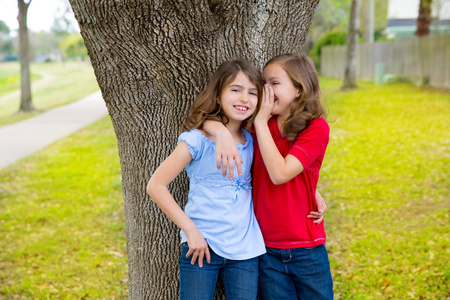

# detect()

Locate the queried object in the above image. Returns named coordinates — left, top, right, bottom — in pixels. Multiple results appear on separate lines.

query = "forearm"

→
left=316, top=190, right=322, bottom=202
left=148, top=184, right=197, bottom=234
left=203, top=120, right=228, bottom=136
left=148, top=180, right=209, bottom=267
left=254, top=121, right=304, bottom=184
left=254, top=122, right=287, bottom=183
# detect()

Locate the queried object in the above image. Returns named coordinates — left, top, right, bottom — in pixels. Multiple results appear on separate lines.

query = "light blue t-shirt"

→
left=178, top=128, right=266, bottom=260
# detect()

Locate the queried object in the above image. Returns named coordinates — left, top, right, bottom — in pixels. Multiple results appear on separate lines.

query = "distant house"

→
left=385, top=18, right=450, bottom=39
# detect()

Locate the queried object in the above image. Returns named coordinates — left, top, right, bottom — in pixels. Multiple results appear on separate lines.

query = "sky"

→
left=0, top=0, right=78, bottom=35
left=388, top=0, right=420, bottom=18
left=0, top=0, right=449, bottom=35
left=388, top=0, right=450, bottom=19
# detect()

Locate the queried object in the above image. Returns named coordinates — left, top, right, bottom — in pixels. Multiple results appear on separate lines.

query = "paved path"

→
left=0, top=91, right=108, bottom=170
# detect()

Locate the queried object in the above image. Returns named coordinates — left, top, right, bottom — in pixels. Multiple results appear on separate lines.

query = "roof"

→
left=387, top=18, right=450, bottom=27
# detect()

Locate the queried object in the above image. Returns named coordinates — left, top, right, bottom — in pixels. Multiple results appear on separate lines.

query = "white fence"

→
left=321, top=35, right=450, bottom=90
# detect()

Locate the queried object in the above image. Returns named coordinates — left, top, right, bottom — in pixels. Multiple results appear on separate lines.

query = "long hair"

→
left=265, top=53, right=326, bottom=141
left=184, top=59, right=263, bottom=132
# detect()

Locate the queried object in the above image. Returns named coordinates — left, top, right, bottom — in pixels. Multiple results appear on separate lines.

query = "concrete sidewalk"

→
left=0, top=91, right=108, bottom=170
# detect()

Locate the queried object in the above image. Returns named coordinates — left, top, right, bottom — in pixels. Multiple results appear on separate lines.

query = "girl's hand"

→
left=185, top=228, right=211, bottom=267
left=216, top=129, right=242, bottom=180
left=308, top=192, right=327, bottom=224
left=255, top=85, right=274, bottom=126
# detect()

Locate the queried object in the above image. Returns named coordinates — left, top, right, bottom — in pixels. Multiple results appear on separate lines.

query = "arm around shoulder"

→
left=203, top=120, right=242, bottom=179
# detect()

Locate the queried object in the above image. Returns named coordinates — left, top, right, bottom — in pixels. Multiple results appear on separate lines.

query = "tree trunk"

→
left=342, top=0, right=360, bottom=90
left=18, top=0, right=34, bottom=112
left=416, top=0, right=432, bottom=37
left=362, top=0, right=374, bottom=43
left=68, top=1, right=320, bottom=298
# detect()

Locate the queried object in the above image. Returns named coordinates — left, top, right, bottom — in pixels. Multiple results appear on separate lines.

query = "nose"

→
left=240, top=92, right=248, bottom=102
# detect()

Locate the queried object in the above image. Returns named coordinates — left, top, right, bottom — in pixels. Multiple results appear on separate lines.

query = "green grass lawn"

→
left=0, top=61, right=99, bottom=126
left=0, top=64, right=41, bottom=97
left=0, top=117, right=128, bottom=299
left=319, top=79, right=449, bottom=299
left=0, top=78, right=448, bottom=298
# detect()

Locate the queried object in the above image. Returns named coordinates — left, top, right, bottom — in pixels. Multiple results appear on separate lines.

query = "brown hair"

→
left=184, top=59, right=263, bottom=132
left=265, top=53, right=326, bottom=141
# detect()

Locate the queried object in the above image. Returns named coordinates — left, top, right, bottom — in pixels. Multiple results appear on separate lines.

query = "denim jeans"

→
left=179, top=243, right=259, bottom=300
left=258, top=245, right=333, bottom=300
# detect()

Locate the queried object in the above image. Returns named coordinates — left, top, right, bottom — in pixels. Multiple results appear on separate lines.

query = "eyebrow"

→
left=229, top=84, right=257, bottom=91
left=264, top=76, right=281, bottom=81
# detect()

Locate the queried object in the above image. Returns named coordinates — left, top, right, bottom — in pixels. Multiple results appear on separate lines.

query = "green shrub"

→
left=310, top=30, right=347, bottom=70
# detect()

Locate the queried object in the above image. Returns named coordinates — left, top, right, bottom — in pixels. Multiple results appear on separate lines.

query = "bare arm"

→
left=254, top=85, right=304, bottom=185
left=147, top=142, right=210, bottom=267
left=203, top=120, right=242, bottom=180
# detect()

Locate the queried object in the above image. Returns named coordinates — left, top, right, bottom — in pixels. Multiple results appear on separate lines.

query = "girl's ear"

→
left=296, top=89, right=301, bottom=97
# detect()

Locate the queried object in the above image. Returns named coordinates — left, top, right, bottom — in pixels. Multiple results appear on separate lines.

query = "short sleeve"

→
left=178, top=130, right=203, bottom=160
left=288, top=118, right=329, bottom=170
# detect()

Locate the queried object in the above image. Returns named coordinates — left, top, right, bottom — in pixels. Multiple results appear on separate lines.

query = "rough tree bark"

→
left=416, top=0, right=433, bottom=37
left=69, top=1, right=320, bottom=298
left=342, top=0, right=360, bottom=90
left=18, top=0, right=34, bottom=112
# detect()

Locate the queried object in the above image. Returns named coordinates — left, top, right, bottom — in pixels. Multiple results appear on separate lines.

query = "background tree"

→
left=308, top=0, right=351, bottom=48
left=341, top=0, right=360, bottom=89
left=361, top=0, right=374, bottom=43
left=68, top=1, right=320, bottom=298
left=416, top=0, right=433, bottom=36
left=18, top=0, right=34, bottom=112
left=0, top=21, right=14, bottom=58
left=308, top=0, right=388, bottom=69
left=360, top=0, right=388, bottom=43
left=58, top=33, right=88, bottom=60
left=308, top=0, right=350, bottom=68
left=31, top=1, right=79, bottom=62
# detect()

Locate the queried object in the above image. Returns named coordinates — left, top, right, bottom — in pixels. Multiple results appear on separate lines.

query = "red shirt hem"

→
left=264, top=238, right=327, bottom=249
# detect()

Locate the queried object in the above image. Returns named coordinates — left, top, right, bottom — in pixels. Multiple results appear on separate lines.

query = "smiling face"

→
left=219, top=71, right=259, bottom=126
left=263, top=63, right=300, bottom=120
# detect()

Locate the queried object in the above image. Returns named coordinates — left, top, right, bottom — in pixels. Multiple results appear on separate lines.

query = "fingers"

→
left=307, top=211, right=325, bottom=224
left=205, top=247, right=211, bottom=264
left=235, top=153, right=243, bottom=177
left=216, top=150, right=221, bottom=170
left=263, top=85, right=269, bottom=104
left=218, top=154, right=243, bottom=180
left=314, top=216, right=324, bottom=224
left=186, top=247, right=194, bottom=260
left=221, top=157, right=227, bottom=177
left=186, top=246, right=210, bottom=267
left=227, top=157, right=235, bottom=180
left=257, top=85, right=274, bottom=122
left=269, top=85, right=274, bottom=102
left=190, top=250, right=199, bottom=266
left=197, top=251, right=204, bottom=268
left=263, top=85, right=274, bottom=102
left=266, top=84, right=274, bottom=104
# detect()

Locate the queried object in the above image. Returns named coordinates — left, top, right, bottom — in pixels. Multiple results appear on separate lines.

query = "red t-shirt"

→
left=252, top=117, right=329, bottom=249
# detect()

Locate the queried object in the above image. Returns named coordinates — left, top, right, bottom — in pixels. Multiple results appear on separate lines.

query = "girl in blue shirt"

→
left=147, top=59, right=266, bottom=299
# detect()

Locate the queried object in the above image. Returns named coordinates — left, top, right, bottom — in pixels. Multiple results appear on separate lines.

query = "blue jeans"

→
left=258, top=245, right=333, bottom=300
left=179, top=243, right=259, bottom=300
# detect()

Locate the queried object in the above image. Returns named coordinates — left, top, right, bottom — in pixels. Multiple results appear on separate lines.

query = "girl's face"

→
left=220, top=71, right=259, bottom=125
left=263, top=63, right=300, bottom=120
